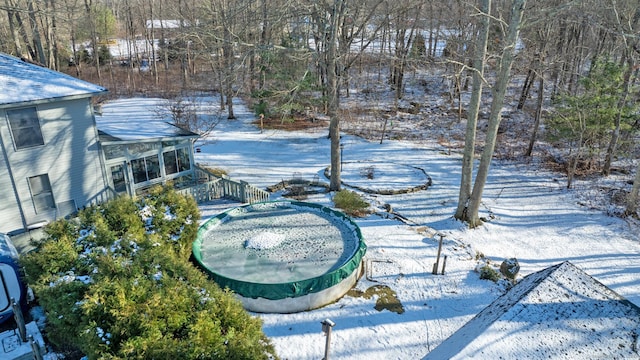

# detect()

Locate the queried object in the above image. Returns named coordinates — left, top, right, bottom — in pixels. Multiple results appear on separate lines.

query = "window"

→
left=7, top=107, right=45, bottom=149
left=147, top=155, right=161, bottom=179
left=163, top=150, right=178, bottom=175
left=28, top=174, right=55, bottom=213
left=104, top=144, right=125, bottom=160
left=177, top=148, right=191, bottom=172
left=110, top=164, right=127, bottom=193
left=163, top=148, right=191, bottom=175
left=131, top=155, right=161, bottom=184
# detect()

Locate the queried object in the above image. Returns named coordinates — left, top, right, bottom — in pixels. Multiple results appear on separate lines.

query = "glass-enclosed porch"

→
left=100, top=132, right=198, bottom=197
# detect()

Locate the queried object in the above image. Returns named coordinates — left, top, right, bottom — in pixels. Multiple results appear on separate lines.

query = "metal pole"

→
left=321, top=319, right=335, bottom=360
left=324, top=325, right=332, bottom=360
left=432, top=234, right=444, bottom=275
left=12, top=298, right=27, bottom=342
left=29, top=335, right=44, bottom=360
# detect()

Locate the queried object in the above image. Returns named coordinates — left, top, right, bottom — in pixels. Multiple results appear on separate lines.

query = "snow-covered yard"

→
left=100, top=96, right=640, bottom=359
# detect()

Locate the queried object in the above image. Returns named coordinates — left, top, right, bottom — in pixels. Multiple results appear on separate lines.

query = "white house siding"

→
left=0, top=98, right=108, bottom=233
left=0, top=133, right=24, bottom=232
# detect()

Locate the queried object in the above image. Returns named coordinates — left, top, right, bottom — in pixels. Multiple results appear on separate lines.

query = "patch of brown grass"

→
left=253, top=115, right=328, bottom=131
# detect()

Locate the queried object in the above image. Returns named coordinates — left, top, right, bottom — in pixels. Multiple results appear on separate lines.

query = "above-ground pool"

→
left=192, top=201, right=366, bottom=313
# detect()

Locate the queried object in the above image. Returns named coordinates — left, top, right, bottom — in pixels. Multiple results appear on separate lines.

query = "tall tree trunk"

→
left=328, top=0, right=342, bottom=191
left=465, top=0, right=526, bottom=228
left=26, top=0, right=46, bottom=65
left=257, top=0, right=269, bottom=91
left=146, top=0, right=159, bottom=85
left=525, top=75, right=544, bottom=156
left=223, top=26, right=235, bottom=119
left=625, top=160, right=640, bottom=217
left=45, top=0, right=59, bottom=70
left=159, top=0, right=169, bottom=75
left=517, top=67, right=535, bottom=110
left=178, top=0, right=189, bottom=85
left=8, top=0, right=37, bottom=60
left=454, top=0, right=491, bottom=221
left=603, top=54, right=633, bottom=176
left=84, top=0, right=101, bottom=81
left=65, top=0, right=82, bottom=76
left=6, top=2, right=23, bottom=56
left=603, top=5, right=640, bottom=175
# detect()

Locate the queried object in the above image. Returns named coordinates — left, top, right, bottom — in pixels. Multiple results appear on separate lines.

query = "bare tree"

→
left=308, top=0, right=383, bottom=191
left=43, top=0, right=60, bottom=70
left=455, top=0, right=491, bottom=221
left=523, top=23, right=552, bottom=157
left=388, top=1, right=423, bottom=102
left=525, top=74, right=544, bottom=156
left=462, top=0, right=526, bottom=228
left=4, top=0, right=24, bottom=56
left=83, top=0, right=101, bottom=80
left=4, top=0, right=38, bottom=60
left=626, top=161, right=640, bottom=217
left=26, top=0, right=46, bottom=64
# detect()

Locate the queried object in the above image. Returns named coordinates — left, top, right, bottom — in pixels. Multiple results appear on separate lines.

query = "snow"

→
left=0, top=53, right=105, bottom=106
left=97, top=96, right=640, bottom=359
left=95, top=98, right=197, bottom=141
left=424, top=262, right=640, bottom=359
left=340, top=161, right=430, bottom=193
left=199, top=203, right=359, bottom=282
left=244, top=232, right=285, bottom=250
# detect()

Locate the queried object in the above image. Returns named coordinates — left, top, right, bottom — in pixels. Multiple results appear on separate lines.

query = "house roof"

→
left=97, top=121, right=198, bottom=143
left=424, top=261, right=640, bottom=359
left=95, top=98, right=198, bottom=143
left=0, top=53, right=106, bottom=107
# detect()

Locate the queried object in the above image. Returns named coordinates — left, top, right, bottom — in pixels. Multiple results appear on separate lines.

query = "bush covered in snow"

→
left=21, top=186, right=277, bottom=360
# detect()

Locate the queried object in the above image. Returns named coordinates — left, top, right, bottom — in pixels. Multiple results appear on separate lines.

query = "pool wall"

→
left=239, top=261, right=364, bottom=313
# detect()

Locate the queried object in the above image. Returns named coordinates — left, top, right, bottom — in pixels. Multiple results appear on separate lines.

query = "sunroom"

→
left=98, top=121, right=198, bottom=197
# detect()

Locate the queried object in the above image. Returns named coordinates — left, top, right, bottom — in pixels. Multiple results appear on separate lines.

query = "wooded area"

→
left=2, top=0, right=639, bottom=224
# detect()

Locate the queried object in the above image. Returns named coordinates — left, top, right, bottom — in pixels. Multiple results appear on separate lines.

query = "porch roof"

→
left=95, top=101, right=199, bottom=144
left=97, top=121, right=198, bottom=144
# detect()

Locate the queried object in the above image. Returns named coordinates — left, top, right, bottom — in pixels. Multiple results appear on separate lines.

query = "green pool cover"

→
left=192, top=201, right=366, bottom=300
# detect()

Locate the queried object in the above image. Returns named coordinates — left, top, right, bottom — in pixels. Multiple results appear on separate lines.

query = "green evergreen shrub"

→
left=478, top=265, right=501, bottom=283
left=333, top=189, right=370, bottom=217
left=21, top=186, right=277, bottom=359
left=547, top=59, right=638, bottom=166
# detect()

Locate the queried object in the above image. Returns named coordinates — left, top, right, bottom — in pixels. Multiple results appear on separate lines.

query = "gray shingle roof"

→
left=424, top=261, right=640, bottom=359
left=0, top=53, right=106, bottom=106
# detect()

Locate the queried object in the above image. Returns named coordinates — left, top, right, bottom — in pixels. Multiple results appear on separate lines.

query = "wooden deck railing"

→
left=176, top=166, right=270, bottom=204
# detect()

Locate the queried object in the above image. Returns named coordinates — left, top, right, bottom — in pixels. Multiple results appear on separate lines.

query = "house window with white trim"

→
left=28, top=174, right=55, bottom=213
left=163, top=147, right=191, bottom=175
left=131, top=155, right=161, bottom=184
left=7, top=107, right=45, bottom=149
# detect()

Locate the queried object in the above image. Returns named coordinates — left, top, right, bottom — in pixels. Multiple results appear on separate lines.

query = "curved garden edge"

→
left=323, top=163, right=433, bottom=195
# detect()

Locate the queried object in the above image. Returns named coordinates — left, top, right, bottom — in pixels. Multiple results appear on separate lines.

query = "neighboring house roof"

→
left=424, top=261, right=640, bottom=359
left=0, top=53, right=106, bottom=107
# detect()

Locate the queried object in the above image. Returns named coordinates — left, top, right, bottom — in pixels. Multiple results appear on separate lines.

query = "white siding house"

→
left=1, top=53, right=269, bottom=238
left=0, top=53, right=110, bottom=235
